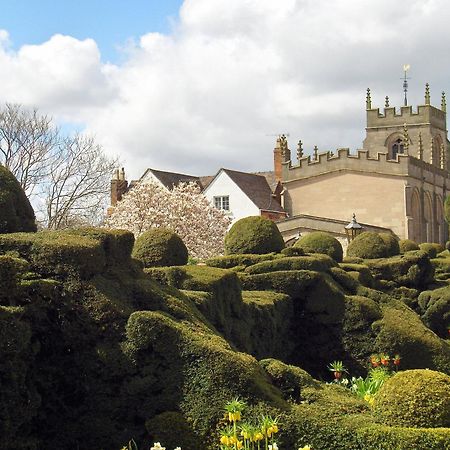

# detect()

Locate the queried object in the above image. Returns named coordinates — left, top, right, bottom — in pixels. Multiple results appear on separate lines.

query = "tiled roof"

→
left=140, top=168, right=200, bottom=189
left=253, top=171, right=279, bottom=191
left=222, top=169, right=285, bottom=213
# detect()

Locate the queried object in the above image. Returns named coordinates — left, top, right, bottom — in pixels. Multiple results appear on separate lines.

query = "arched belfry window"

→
left=391, top=138, right=404, bottom=160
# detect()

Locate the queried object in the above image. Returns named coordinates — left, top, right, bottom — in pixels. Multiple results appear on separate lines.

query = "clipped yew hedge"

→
left=294, top=231, right=343, bottom=262
left=224, top=216, right=285, bottom=255
left=132, top=228, right=188, bottom=267
left=0, top=165, right=36, bottom=233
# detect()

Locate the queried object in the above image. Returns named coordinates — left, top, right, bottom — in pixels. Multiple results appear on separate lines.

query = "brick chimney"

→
left=274, top=135, right=290, bottom=182
left=110, top=167, right=128, bottom=207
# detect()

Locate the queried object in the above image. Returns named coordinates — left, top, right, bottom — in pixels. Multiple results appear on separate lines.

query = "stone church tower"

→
left=277, top=85, right=449, bottom=245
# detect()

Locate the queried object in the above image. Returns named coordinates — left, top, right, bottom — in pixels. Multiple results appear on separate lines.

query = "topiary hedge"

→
left=418, top=285, right=450, bottom=338
left=364, top=250, right=434, bottom=289
left=347, top=232, right=389, bottom=259
left=294, top=231, right=343, bottom=262
left=132, top=228, right=188, bottom=267
left=419, top=242, right=445, bottom=258
left=205, top=253, right=278, bottom=269
left=373, top=369, right=450, bottom=428
left=399, top=239, right=419, bottom=253
left=379, top=233, right=400, bottom=257
left=224, top=216, right=285, bottom=255
left=0, top=165, right=36, bottom=233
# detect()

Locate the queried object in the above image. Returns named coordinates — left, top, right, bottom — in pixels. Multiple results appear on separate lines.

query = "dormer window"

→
left=391, top=138, right=404, bottom=159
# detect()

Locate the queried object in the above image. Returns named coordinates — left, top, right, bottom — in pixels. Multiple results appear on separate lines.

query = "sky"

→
left=0, top=0, right=449, bottom=180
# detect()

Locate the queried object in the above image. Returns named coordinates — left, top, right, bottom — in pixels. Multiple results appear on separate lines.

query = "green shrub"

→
left=365, top=250, right=434, bottom=289
left=373, top=369, right=450, bottom=428
left=132, top=228, right=188, bottom=267
left=419, top=243, right=444, bottom=258
left=259, top=359, right=319, bottom=402
left=338, top=263, right=374, bottom=288
left=281, top=246, right=305, bottom=257
left=347, top=232, right=389, bottom=259
left=244, top=255, right=336, bottom=275
left=224, top=216, right=285, bottom=255
left=0, top=231, right=107, bottom=278
left=0, top=255, right=28, bottom=305
left=205, top=253, right=278, bottom=269
left=373, top=301, right=450, bottom=373
left=431, top=253, right=450, bottom=281
left=293, top=232, right=343, bottom=262
left=379, top=233, right=400, bottom=256
left=418, top=285, right=450, bottom=338
left=0, top=165, right=36, bottom=233
left=68, top=227, right=134, bottom=262
left=399, top=239, right=419, bottom=253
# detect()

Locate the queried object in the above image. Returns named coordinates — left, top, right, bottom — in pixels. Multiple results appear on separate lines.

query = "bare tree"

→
left=0, top=103, right=58, bottom=195
left=0, top=103, right=118, bottom=229
left=44, top=134, right=118, bottom=229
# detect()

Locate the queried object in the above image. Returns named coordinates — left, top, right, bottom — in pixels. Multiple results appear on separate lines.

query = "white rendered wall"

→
left=204, top=171, right=260, bottom=224
left=140, top=172, right=166, bottom=188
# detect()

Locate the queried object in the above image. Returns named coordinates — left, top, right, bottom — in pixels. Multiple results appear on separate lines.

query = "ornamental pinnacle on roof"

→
left=402, top=123, right=409, bottom=154
left=366, top=88, right=372, bottom=109
left=313, top=145, right=318, bottom=161
left=442, top=92, right=447, bottom=113
left=440, top=144, right=446, bottom=170
left=297, top=140, right=303, bottom=161
left=402, top=64, right=410, bottom=106
left=417, top=132, right=423, bottom=160
left=385, top=96, right=390, bottom=107
left=430, top=137, right=434, bottom=165
left=425, top=83, right=431, bottom=105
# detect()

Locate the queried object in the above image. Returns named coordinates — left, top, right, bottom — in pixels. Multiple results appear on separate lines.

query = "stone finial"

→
left=297, top=140, right=304, bottom=160
left=442, top=92, right=447, bottom=113
left=119, top=167, right=126, bottom=181
left=417, top=133, right=423, bottom=160
left=280, top=134, right=288, bottom=157
left=430, top=137, right=434, bottom=165
left=313, top=145, right=319, bottom=160
left=385, top=96, right=390, bottom=107
left=402, top=123, right=409, bottom=154
left=425, top=83, right=430, bottom=105
left=366, top=88, right=372, bottom=109
left=440, top=144, right=446, bottom=169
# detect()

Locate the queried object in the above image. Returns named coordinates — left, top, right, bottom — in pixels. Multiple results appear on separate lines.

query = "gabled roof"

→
left=216, top=168, right=285, bottom=213
left=140, top=168, right=200, bottom=189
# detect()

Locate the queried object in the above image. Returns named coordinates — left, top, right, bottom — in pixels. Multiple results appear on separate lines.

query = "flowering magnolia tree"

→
left=105, top=180, right=230, bottom=259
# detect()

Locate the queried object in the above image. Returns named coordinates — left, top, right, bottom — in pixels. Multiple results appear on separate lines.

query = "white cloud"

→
left=1, top=0, right=450, bottom=180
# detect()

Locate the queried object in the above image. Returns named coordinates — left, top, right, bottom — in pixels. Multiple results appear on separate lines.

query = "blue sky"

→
left=0, top=0, right=183, bottom=63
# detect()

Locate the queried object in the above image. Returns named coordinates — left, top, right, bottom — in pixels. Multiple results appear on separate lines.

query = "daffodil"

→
left=268, top=443, right=279, bottom=450
left=298, top=446, right=312, bottom=450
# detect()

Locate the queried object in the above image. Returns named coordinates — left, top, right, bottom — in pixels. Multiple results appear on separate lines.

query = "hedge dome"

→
left=132, top=228, right=188, bottom=267
left=224, top=216, right=285, bottom=255
left=294, top=231, right=343, bottom=262
left=374, top=370, right=450, bottom=428
left=399, top=239, right=420, bottom=253
left=0, top=165, right=36, bottom=233
left=346, top=232, right=388, bottom=259
left=379, top=233, right=400, bottom=257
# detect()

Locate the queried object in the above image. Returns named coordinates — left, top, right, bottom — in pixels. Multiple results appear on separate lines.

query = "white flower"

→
left=174, top=448, right=182, bottom=450
left=150, top=443, right=165, bottom=450
left=268, top=444, right=279, bottom=450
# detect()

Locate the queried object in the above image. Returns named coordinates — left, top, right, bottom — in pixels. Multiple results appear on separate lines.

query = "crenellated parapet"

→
left=282, top=146, right=449, bottom=184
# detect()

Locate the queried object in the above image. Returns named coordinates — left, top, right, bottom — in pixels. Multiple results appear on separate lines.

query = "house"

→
left=276, top=85, right=450, bottom=244
left=109, top=166, right=286, bottom=223
left=202, top=168, right=287, bottom=224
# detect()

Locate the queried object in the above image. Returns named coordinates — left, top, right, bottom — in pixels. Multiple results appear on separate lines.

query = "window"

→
left=214, top=196, right=230, bottom=211
left=391, top=138, right=404, bottom=159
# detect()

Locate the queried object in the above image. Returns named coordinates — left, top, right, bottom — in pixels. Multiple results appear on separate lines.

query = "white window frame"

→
left=214, top=195, right=230, bottom=211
